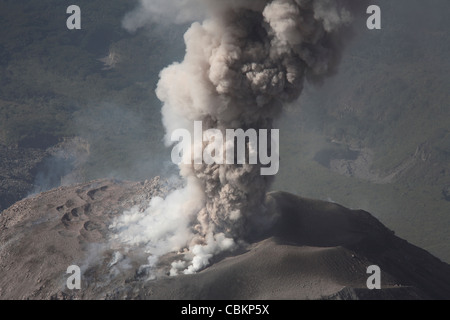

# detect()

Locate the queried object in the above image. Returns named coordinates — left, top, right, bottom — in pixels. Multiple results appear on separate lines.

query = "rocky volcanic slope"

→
left=1, top=177, right=450, bottom=300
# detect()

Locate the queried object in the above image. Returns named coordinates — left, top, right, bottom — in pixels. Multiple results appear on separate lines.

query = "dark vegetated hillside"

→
left=0, top=0, right=186, bottom=180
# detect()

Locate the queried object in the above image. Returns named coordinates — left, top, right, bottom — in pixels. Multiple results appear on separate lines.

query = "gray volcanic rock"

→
left=1, top=179, right=450, bottom=300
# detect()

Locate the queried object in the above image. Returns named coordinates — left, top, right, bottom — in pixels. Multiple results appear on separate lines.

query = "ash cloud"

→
left=113, top=0, right=367, bottom=276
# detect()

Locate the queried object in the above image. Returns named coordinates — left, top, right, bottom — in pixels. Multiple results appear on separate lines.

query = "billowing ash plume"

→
left=113, top=0, right=366, bottom=276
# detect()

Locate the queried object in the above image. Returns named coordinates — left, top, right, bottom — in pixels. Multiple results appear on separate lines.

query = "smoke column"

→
left=112, top=0, right=366, bottom=276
